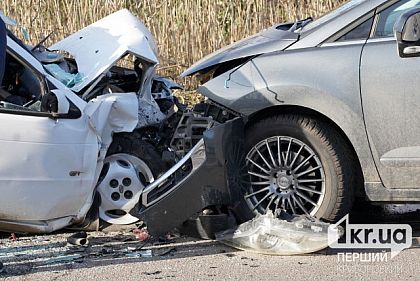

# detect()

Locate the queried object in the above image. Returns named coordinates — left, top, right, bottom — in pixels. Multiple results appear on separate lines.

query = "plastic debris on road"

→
left=133, top=228, right=150, bottom=241
left=45, top=254, right=83, bottom=264
left=216, top=212, right=343, bottom=255
left=125, top=249, right=153, bottom=258
left=67, top=231, right=89, bottom=247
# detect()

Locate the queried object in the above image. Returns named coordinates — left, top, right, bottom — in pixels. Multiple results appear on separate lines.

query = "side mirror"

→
left=41, top=89, right=70, bottom=116
left=394, top=8, right=420, bottom=58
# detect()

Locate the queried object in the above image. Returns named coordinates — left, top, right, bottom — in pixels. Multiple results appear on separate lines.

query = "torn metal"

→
left=216, top=212, right=343, bottom=255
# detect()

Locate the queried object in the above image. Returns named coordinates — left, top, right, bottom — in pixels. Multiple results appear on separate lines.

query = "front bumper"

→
left=137, top=118, right=248, bottom=236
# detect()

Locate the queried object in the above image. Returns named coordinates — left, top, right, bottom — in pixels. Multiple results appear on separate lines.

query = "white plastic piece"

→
left=216, top=212, right=343, bottom=255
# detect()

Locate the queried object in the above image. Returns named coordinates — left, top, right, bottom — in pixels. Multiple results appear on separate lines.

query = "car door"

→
left=0, top=42, right=99, bottom=222
left=360, top=0, right=420, bottom=189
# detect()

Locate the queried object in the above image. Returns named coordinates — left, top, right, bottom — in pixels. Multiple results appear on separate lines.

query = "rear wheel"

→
left=240, top=114, right=358, bottom=221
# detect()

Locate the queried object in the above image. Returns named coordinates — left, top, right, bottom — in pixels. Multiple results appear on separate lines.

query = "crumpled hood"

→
left=181, top=24, right=299, bottom=77
left=49, top=9, right=158, bottom=92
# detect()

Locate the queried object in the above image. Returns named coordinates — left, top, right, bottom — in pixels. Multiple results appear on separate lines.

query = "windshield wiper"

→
left=31, top=31, right=55, bottom=52
left=290, top=17, right=313, bottom=32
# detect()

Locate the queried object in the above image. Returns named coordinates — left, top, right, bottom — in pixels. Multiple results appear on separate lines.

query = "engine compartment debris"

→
left=216, top=212, right=343, bottom=255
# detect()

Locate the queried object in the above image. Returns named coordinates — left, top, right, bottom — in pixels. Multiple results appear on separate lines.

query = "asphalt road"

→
left=1, top=203, right=420, bottom=281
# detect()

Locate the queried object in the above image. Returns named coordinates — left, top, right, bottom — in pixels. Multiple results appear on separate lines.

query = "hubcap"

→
left=97, top=153, right=154, bottom=224
left=246, top=136, right=325, bottom=216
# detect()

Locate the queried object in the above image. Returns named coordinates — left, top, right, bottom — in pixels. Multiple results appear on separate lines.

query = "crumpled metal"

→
left=216, top=212, right=343, bottom=255
left=137, top=95, right=166, bottom=128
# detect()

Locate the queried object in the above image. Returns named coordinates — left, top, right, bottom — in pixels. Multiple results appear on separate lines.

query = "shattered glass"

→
left=216, top=212, right=343, bottom=255
left=44, top=64, right=83, bottom=88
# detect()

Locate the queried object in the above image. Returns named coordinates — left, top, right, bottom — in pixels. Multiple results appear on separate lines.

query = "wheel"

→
left=96, top=133, right=166, bottom=225
left=240, top=114, right=357, bottom=222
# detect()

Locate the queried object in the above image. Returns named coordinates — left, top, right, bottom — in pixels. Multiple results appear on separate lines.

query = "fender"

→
left=198, top=49, right=381, bottom=185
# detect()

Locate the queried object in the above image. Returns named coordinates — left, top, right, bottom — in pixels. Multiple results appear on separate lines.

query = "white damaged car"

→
left=0, top=10, right=246, bottom=236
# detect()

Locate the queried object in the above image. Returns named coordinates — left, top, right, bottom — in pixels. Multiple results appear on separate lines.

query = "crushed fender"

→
left=216, top=212, right=343, bottom=255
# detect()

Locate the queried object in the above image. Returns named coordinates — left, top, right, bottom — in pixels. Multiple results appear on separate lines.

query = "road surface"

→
left=1, top=203, right=420, bottom=280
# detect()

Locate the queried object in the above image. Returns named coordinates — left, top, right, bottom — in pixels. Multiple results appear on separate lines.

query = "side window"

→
left=0, top=50, right=45, bottom=112
left=375, top=0, right=420, bottom=38
left=337, top=17, right=374, bottom=41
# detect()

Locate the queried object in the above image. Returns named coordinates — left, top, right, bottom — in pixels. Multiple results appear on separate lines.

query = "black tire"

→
left=107, top=132, right=166, bottom=177
left=237, top=114, right=359, bottom=222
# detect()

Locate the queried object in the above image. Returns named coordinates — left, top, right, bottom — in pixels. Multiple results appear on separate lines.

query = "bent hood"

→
left=181, top=24, right=299, bottom=77
left=49, top=9, right=158, bottom=92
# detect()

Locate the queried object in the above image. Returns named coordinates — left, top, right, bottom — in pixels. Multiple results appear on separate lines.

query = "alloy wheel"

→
left=245, top=136, right=325, bottom=216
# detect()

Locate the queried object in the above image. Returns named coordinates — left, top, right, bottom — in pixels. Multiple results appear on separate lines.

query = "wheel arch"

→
left=246, top=104, right=366, bottom=196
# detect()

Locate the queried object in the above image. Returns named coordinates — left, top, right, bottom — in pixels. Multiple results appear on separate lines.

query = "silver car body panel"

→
left=199, top=41, right=380, bottom=186
left=181, top=26, right=299, bottom=77
left=361, top=36, right=420, bottom=189
left=182, top=0, right=388, bottom=77
left=191, top=0, right=420, bottom=201
left=291, top=0, right=386, bottom=49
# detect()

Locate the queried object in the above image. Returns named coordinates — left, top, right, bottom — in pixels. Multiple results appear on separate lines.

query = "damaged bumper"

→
left=137, top=118, right=247, bottom=236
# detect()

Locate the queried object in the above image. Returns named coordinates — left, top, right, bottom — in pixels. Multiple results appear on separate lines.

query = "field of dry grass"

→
left=1, top=0, right=344, bottom=102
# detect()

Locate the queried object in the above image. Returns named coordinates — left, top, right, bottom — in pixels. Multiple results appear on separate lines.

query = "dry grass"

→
left=1, top=0, right=345, bottom=101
